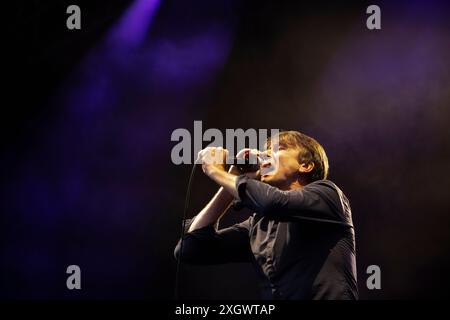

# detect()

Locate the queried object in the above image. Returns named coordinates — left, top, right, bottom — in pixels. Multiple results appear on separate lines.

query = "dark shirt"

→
left=174, top=176, right=358, bottom=300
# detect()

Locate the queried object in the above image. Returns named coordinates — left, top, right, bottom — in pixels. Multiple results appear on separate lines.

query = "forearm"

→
left=187, top=186, right=235, bottom=233
left=208, top=168, right=239, bottom=198
left=187, top=145, right=251, bottom=233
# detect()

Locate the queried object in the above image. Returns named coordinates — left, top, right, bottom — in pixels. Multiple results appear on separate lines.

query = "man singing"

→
left=174, top=130, right=358, bottom=299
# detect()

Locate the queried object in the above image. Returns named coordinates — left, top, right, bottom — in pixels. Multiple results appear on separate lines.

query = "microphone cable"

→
left=174, top=163, right=197, bottom=300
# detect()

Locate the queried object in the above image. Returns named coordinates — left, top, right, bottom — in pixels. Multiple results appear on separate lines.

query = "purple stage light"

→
left=106, top=0, right=161, bottom=49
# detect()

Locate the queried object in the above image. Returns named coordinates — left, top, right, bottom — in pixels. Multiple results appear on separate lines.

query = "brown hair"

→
left=266, top=130, right=329, bottom=183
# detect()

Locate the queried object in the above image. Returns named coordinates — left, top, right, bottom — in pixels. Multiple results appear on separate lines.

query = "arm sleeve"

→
left=173, top=217, right=253, bottom=265
left=234, top=175, right=352, bottom=226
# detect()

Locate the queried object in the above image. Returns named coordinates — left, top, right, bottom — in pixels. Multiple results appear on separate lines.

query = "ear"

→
left=299, top=162, right=314, bottom=174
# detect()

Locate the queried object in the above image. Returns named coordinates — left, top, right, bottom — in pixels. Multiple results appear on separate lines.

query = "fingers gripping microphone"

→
left=230, top=153, right=261, bottom=173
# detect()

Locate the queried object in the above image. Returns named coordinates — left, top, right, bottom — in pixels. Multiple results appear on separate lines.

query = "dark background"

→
left=2, top=0, right=450, bottom=299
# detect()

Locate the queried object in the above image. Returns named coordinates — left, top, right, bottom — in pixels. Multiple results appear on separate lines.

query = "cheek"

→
left=268, top=152, right=298, bottom=177
left=274, top=159, right=292, bottom=177
left=281, top=159, right=300, bottom=176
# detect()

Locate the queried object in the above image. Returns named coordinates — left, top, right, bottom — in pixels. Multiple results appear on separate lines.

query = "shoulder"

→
left=305, top=179, right=342, bottom=193
left=305, top=180, right=351, bottom=210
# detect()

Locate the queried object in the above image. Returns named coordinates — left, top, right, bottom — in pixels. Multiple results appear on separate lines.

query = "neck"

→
left=279, top=179, right=304, bottom=191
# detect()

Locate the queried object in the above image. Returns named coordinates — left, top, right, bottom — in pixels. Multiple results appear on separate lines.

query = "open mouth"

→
left=260, top=168, right=275, bottom=176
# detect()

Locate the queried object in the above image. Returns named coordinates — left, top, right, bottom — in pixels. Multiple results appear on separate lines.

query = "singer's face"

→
left=259, top=144, right=301, bottom=189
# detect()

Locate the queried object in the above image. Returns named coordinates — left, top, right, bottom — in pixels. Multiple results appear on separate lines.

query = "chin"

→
left=261, top=175, right=276, bottom=185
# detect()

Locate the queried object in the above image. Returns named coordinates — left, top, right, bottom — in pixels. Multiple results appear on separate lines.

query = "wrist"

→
left=228, top=165, right=241, bottom=175
left=208, top=166, right=239, bottom=198
left=205, top=164, right=225, bottom=177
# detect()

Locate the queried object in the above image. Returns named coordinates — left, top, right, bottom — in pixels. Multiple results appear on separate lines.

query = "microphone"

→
left=196, top=148, right=262, bottom=172
left=229, top=154, right=261, bottom=173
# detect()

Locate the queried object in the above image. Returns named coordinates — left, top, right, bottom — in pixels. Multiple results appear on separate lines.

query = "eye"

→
left=262, top=150, right=272, bottom=158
